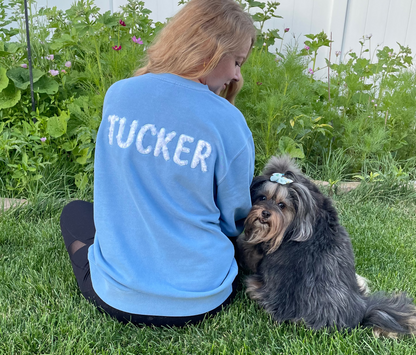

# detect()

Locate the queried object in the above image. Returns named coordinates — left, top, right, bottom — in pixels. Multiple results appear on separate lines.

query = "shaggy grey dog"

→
left=237, top=156, right=416, bottom=337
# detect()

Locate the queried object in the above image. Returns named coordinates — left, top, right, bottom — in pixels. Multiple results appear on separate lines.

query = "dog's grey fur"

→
left=238, top=156, right=416, bottom=337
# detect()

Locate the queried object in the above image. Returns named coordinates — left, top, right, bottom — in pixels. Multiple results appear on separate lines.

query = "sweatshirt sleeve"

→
left=215, top=137, right=255, bottom=237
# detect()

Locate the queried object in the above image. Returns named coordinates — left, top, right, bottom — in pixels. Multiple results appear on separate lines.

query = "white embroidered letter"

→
left=154, top=128, right=177, bottom=161
left=174, top=134, right=194, bottom=166
left=191, top=140, right=212, bottom=172
left=108, top=115, right=120, bottom=145
left=116, top=119, right=138, bottom=148
left=136, top=124, right=157, bottom=154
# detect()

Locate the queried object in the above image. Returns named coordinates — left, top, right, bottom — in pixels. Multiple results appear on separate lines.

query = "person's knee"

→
left=61, top=200, right=91, bottom=224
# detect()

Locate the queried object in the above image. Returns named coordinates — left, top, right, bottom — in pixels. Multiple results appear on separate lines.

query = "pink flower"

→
left=335, top=51, right=341, bottom=57
left=46, top=54, right=54, bottom=60
left=308, top=68, right=314, bottom=74
left=112, top=45, right=122, bottom=51
left=119, top=19, right=126, bottom=26
left=49, top=69, right=59, bottom=76
left=65, top=61, right=71, bottom=68
left=304, top=45, right=310, bottom=50
left=132, top=36, right=143, bottom=44
left=21, top=64, right=28, bottom=68
left=40, top=137, right=47, bottom=142
left=61, top=70, right=67, bottom=73
left=284, top=28, right=290, bottom=32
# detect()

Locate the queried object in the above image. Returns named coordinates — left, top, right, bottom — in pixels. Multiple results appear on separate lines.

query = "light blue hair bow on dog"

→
left=270, top=173, right=293, bottom=185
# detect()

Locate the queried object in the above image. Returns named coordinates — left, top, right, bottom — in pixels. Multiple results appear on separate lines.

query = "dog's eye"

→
left=261, top=196, right=267, bottom=201
left=278, top=202, right=285, bottom=209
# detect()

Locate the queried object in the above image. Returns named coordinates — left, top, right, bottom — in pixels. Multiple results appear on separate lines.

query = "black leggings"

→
left=60, top=200, right=238, bottom=327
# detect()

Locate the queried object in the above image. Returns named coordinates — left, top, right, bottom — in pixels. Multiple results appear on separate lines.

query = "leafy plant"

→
left=0, top=0, right=161, bottom=194
left=241, top=0, right=283, bottom=50
left=353, top=172, right=383, bottom=183
left=239, top=47, right=333, bottom=173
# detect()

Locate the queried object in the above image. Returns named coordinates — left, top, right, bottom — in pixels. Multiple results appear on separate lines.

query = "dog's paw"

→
left=245, top=275, right=264, bottom=301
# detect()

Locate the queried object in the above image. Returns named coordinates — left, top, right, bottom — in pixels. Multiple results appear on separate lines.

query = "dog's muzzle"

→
left=260, top=210, right=271, bottom=224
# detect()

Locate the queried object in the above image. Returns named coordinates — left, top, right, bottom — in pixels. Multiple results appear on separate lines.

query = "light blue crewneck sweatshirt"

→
left=89, top=73, right=254, bottom=316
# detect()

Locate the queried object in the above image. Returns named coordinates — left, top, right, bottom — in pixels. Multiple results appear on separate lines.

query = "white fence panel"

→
left=383, top=0, right=414, bottom=50
left=342, top=0, right=415, bottom=61
left=330, top=0, right=349, bottom=55
left=406, top=2, right=416, bottom=50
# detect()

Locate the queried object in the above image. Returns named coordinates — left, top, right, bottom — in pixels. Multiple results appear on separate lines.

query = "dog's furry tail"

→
left=362, top=292, right=416, bottom=337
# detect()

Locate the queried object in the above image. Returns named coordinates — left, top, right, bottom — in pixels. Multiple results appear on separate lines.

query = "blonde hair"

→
left=219, top=75, right=244, bottom=105
left=134, top=0, right=256, bottom=84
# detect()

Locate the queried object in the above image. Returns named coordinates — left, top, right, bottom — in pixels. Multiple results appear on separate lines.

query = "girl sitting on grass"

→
left=60, top=0, right=256, bottom=327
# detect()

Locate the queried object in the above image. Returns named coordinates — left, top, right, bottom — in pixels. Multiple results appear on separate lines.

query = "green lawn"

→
left=1, top=189, right=416, bottom=354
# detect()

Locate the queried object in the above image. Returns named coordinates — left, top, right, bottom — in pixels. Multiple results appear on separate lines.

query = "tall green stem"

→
left=93, top=37, right=105, bottom=95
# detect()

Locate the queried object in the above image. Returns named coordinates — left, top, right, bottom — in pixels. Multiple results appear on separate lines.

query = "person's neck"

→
left=189, top=78, right=204, bottom=85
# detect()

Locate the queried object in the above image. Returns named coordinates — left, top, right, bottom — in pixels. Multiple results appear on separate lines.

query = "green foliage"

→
left=0, top=117, right=55, bottom=191
left=242, top=0, right=283, bottom=49
left=0, top=0, right=161, bottom=194
left=322, top=42, right=416, bottom=171
left=238, top=47, right=333, bottom=173
left=301, top=31, right=332, bottom=76
left=235, top=4, right=415, bottom=177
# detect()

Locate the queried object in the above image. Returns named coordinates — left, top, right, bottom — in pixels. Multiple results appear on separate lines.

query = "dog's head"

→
left=244, top=156, right=318, bottom=253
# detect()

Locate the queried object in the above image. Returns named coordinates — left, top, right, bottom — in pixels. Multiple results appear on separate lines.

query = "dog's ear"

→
left=250, top=176, right=268, bottom=199
left=287, top=182, right=317, bottom=242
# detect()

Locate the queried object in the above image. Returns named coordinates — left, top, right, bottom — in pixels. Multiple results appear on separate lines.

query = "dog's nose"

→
left=262, top=210, right=271, bottom=219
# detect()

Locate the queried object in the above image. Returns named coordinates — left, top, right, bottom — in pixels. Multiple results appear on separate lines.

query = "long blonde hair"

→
left=219, top=75, right=244, bottom=105
left=134, top=0, right=256, bottom=84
